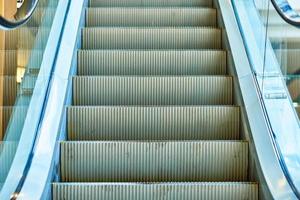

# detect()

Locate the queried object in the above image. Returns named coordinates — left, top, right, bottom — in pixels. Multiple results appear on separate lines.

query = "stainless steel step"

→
left=0, top=106, right=28, bottom=141
left=78, top=50, right=227, bottom=76
left=67, top=106, right=240, bottom=141
left=5, top=27, right=51, bottom=50
left=82, top=28, right=222, bottom=49
left=53, top=182, right=258, bottom=200
left=0, top=76, right=17, bottom=106
left=86, top=8, right=217, bottom=27
left=88, top=0, right=213, bottom=7
left=73, top=76, right=233, bottom=105
left=53, top=1, right=257, bottom=198
left=27, top=8, right=57, bottom=27
left=61, top=141, right=248, bottom=182
left=287, top=77, right=300, bottom=102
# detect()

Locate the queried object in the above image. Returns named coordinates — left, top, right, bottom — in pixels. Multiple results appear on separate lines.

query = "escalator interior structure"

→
left=0, top=0, right=300, bottom=199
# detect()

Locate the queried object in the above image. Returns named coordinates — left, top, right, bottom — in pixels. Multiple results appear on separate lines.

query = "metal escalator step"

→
left=88, top=0, right=212, bottom=7
left=53, top=182, right=258, bottom=200
left=5, top=27, right=51, bottom=50
left=61, top=141, right=248, bottom=182
left=0, top=76, right=17, bottom=106
left=82, top=28, right=221, bottom=49
left=27, top=8, right=57, bottom=27
left=73, top=76, right=233, bottom=105
left=0, top=50, right=18, bottom=76
left=287, top=78, right=300, bottom=102
left=67, top=106, right=239, bottom=140
left=86, top=8, right=217, bottom=27
left=78, top=50, right=227, bottom=76
left=0, top=106, right=28, bottom=141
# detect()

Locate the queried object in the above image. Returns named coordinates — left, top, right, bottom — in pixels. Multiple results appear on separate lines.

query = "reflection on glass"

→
left=232, top=0, right=300, bottom=195
left=0, top=0, right=58, bottom=191
left=255, top=0, right=300, bottom=118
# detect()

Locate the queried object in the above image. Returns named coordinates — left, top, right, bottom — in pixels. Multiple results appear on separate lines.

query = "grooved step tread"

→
left=61, top=141, right=248, bottom=182
left=88, top=0, right=213, bottom=7
left=86, top=8, right=217, bottom=27
left=52, top=182, right=258, bottom=200
left=82, top=27, right=222, bottom=49
left=73, top=76, right=233, bottom=105
left=77, top=50, right=227, bottom=75
left=67, top=106, right=240, bottom=141
left=55, top=0, right=257, bottom=198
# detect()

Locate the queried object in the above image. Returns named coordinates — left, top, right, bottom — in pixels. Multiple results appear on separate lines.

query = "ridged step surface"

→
left=78, top=50, right=227, bottom=75
left=54, top=0, right=257, bottom=198
left=73, top=76, right=233, bottom=105
left=61, top=141, right=248, bottom=182
left=86, top=8, right=217, bottom=27
left=53, top=182, right=258, bottom=200
left=82, top=28, right=221, bottom=49
left=89, top=0, right=212, bottom=7
left=67, top=106, right=240, bottom=140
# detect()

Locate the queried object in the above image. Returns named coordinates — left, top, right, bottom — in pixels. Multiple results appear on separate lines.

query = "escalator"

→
left=52, top=0, right=258, bottom=199
left=0, top=0, right=300, bottom=199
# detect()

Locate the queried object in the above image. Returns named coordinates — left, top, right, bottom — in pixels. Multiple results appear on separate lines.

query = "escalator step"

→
left=78, top=50, right=227, bottom=76
left=86, top=8, right=217, bottom=27
left=73, top=76, right=233, bottom=105
left=82, top=27, right=222, bottom=49
left=0, top=106, right=29, bottom=141
left=5, top=27, right=51, bottom=50
left=67, top=106, right=240, bottom=140
left=88, top=0, right=213, bottom=7
left=52, top=182, right=258, bottom=200
left=61, top=141, right=248, bottom=182
left=0, top=76, right=17, bottom=106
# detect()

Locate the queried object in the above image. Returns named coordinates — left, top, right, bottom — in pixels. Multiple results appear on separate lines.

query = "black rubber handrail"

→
left=270, top=0, right=300, bottom=27
left=0, top=0, right=39, bottom=30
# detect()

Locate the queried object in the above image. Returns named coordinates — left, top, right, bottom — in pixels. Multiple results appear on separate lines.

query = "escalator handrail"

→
left=270, top=0, right=300, bottom=27
left=0, top=0, right=39, bottom=30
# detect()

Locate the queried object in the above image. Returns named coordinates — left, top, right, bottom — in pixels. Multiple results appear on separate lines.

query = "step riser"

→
left=82, top=28, right=222, bottom=49
left=89, top=0, right=213, bottom=7
left=67, top=106, right=240, bottom=140
left=53, top=183, right=258, bottom=200
left=78, top=50, right=227, bottom=76
left=61, top=141, right=248, bottom=182
left=73, top=77, right=233, bottom=105
left=86, top=8, right=217, bottom=27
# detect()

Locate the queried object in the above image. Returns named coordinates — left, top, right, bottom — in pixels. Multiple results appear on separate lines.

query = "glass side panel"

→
left=232, top=0, right=300, bottom=196
left=255, top=0, right=300, bottom=118
left=0, top=0, right=58, bottom=191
